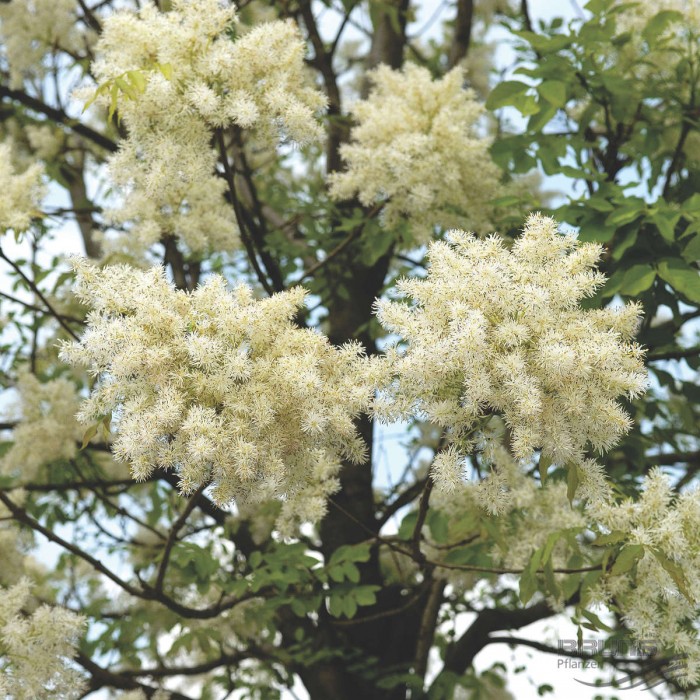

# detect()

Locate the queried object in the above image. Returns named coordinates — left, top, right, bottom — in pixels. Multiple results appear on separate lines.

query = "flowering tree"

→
left=0, top=0, right=699, bottom=698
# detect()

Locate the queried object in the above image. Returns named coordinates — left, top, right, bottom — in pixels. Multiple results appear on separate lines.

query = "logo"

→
left=557, top=638, right=687, bottom=690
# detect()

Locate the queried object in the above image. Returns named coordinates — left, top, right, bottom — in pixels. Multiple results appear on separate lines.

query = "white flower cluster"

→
left=90, top=0, right=326, bottom=254
left=60, top=262, right=378, bottom=532
left=376, top=214, right=647, bottom=488
left=1, top=371, right=83, bottom=481
left=0, top=140, right=45, bottom=235
left=0, top=578, right=85, bottom=699
left=588, top=470, right=700, bottom=685
left=0, top=0, right=82, bottom=88
left=329, top=64, right=500, bottom=242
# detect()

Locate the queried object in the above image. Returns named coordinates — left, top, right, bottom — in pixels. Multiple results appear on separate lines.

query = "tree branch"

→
left=435, top=596, right=579, bottom=684
left=154, top=483, right=207, bottom=592
left=448, top=0, right=474, bottom=69
left=0, top=245, right=81, bottom=340
left=0, top=84, right=117, bottom=153
left=216, top=129, right=274, bottom=295
left=413, top=579, right=445, bottom=680
left=647, top=345, right=700, bottom=362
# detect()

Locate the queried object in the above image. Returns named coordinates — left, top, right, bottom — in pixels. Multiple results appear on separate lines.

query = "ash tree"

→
left=0, top=0, right=699, bottom=698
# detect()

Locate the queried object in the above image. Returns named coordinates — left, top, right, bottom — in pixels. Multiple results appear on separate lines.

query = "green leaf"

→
left=605, top=202, right=645, bottom=227
left=642, top=10, right=684, bottom=44
left=527, top=547, right=544, bottom=574
left=649, top=209, right=681, bottom=242
left=566, top=464, right=579, bottom=505
left=428, top=509, right=449, bottom=544
left=519, top=566, right=537, bottom=604
left=444, top=546, right=476, bottom=565
left=328, top=542, right=371, bottom=567
left=485, top=81, right=530, bottom=110
left=581, top=608, right=613, bottom=632
left=82, top=82, right=108, bottom=113
left=681, top=193, right=700, bottom=215
left=657, top=259, right=700, bottom=303
left=541, top=531, right=562, bottom=566
left=651, top=549, right=695, bottom=604
left=538, top=454, right=552, bottom=483
left=610, top=543, right=645, bottom=575
left=683, top=234, right=700, bottom=263
left=511, top=92, right=540, bottom=117
left=543, top=558, right=558, bottom=596
left=115, top=76, right=137, bottom=100
left=354, top=585, right=380, bottom=606
left=328, top=566, right=345, bottom=583
left=527, top=103, right=558, bottom=132
left=156, top=62, right=173, bottom=80
left=591, top=530, right=627, bottom=546
left=398, top=511, right=418, bottom=540
left=619, top=265, right=656, bottom=296
left=108, top=82, right=119, bottom=122
left=327, top=595, right=344, bottom=618
left=81, top=423, right=98, bottom=450
left=611, top=227, right=638, bottom=260
left=538, top=80, right=567, bottom=108
left=127, top=70, right=147, bottom=93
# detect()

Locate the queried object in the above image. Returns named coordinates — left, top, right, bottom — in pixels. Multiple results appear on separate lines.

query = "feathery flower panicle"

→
left=587, top=470, right=700, bottom=686
left=89, top=0, right=326, bottom=255
left=375, top=214, right=648, bottom=504
left=0, top=0, right=83, bottom=89
left=60, top=262, right=379, bottom=534
left=329, top=64, right=501, bottom=242
left=0, top=140, right=45, bottom=235
left=0, top=578, right=85, bottom=699
left=0, top=371, right=83, bottom=481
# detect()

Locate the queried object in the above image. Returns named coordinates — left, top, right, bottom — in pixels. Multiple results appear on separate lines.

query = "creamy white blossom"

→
left=376, top=214, right=647, bottom=497
left=0, top=140, right=45, bottom=235
left=0, top=578, right=85, bottom=699
left=60, top=262, right=380, bottom=533
left=329, top=64, right=500, bottom=241
left=1, top=371, right=83, bottom=481
left=88, top=0, right=326, bottom=254
left=587, top=470, right=700, bottom=685
left=0, top=0, right=84, bottom=88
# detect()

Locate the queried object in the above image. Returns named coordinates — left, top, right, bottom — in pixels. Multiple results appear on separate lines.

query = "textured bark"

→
left=65, top=156, right=103, bottom=260
left=366, top=0, right=411, bottom=74
left=448, top=0, right=475, bottom=69
left=301, top=4, right=422, bottom=695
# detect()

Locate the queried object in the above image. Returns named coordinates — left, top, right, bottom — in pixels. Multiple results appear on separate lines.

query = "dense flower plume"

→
left=0, top=0, right=82, bottom=89
left=0, top=140, right=45, bottom=235
left=376, top=214, right=648, bottom=482
left=330, top=64, right=500, bottom=241
left=89, top=0, right=326, bottom=254
left=588, top=470, right=700, bottom=685
left=60, top=262, right=378, bottom=532
left=0, top=579, right=85, bottom=699
left=0, top=371, right=83, bottom=481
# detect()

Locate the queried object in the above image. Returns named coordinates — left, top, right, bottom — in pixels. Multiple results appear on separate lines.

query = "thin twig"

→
left=0, top=246, right=80, bottom=340
left=411, top=476, right=434, bottom=564
left=216, top=129, right=274, bottom=295
left=0, top=84, right=116, bottom=153
left=647, top=345, right=700, bottom=362
left=154, top=483, right=207, bottom=592
left=299, top=202, right=383, bottom=281
left=328, top=497, right=602, bottom=576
